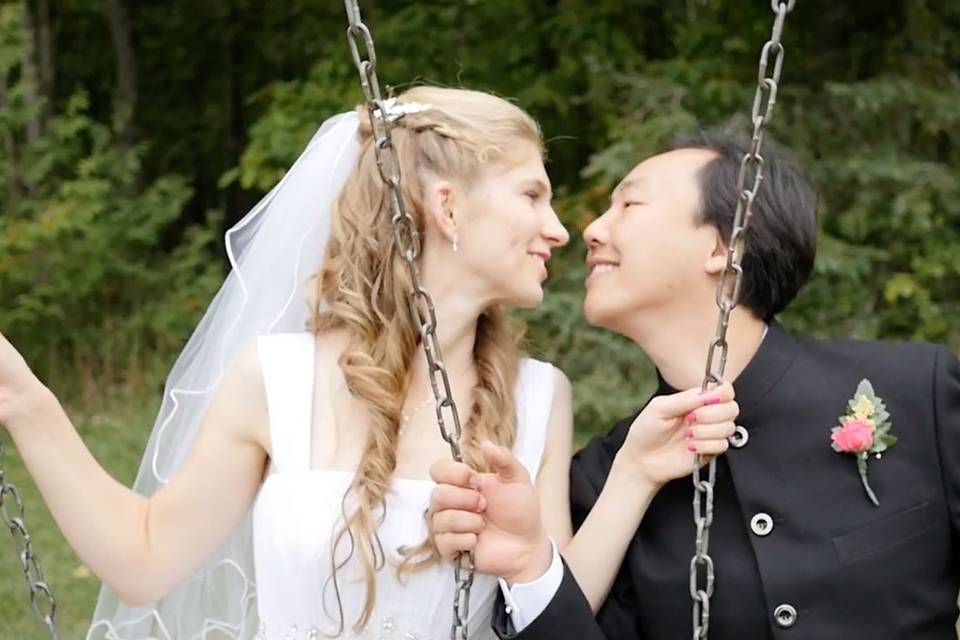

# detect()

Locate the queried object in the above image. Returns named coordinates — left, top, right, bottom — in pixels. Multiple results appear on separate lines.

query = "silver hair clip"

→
left=379, top=97, right=432, bottom=123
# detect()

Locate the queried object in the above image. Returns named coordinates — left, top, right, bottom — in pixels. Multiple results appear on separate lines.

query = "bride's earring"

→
left=451, top=234, right=459, bottom=253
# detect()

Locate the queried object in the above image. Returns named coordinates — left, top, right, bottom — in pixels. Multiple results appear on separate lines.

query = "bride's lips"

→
left=528, top=251, right=551, bottom=278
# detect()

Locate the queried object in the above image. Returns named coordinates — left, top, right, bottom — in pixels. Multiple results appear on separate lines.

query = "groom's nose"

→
left=583, top=210, right=610, bottom=248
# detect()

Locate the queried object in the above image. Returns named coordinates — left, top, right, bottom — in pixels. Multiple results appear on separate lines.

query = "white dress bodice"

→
left=251, top=333, right=556, bottom=640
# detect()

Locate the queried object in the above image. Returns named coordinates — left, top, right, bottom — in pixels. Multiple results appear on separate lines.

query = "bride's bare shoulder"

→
left=312, top=328, right=353, bottom=375
left=229, top=330, right=348, bottom=445
left=211, top=339, right=272, bottom=451
left=313, top=327, right=350, bottom=350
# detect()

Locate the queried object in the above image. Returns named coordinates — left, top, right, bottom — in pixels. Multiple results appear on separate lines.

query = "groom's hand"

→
left=429, top=441, right=553, bottom=584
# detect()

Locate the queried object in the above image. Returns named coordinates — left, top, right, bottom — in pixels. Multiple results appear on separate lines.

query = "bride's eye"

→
left=624, top=201, right=645, bottom=208
left=526, top=191, right=540, bottom=202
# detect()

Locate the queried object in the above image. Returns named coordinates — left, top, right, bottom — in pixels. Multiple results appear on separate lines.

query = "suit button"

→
left=750, top=512, right=774, bottom=536
left=729, top=425, right=749, bottom=448
left=774, top=604, right=798, bottom=628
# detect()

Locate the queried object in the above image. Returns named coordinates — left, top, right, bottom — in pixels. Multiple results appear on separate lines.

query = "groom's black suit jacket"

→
left=495, top=323, right=960, bottom=639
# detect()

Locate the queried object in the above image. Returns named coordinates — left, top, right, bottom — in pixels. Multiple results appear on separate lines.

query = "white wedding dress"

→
left=251, top=333, right=556, bottom=640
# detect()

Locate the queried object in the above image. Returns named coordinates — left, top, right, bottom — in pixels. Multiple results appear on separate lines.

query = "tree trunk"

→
left=223, top=1, right=249, bottom=228
left=104, top=0, right=138, bottom=152
left=0, top=72, right=21, bottom=200
left=33, top=0, right=55, bottom=113
left=19, top=0, right=42, bottom=142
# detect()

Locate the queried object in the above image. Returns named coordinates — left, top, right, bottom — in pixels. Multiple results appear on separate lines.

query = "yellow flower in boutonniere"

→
left=851, top=394, right=876, bottom=421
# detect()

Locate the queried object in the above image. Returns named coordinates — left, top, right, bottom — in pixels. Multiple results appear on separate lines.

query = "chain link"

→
left=0, top=436, right=59, bottom=639
left=690, top=2, right=795, bottom=639
left=342, top=3, right=473, bottom=639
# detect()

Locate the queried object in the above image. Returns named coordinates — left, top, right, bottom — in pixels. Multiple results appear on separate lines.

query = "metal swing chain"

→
left=690, top=1, right=796, bottom=639
left=342, top=3, right=474, bottom=640
left=0, top=437, right=59, bottom=639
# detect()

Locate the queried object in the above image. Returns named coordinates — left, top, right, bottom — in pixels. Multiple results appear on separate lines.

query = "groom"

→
left=429, top=137, right=960, bottom=639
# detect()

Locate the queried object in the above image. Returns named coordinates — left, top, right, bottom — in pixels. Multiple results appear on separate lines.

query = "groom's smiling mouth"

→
left=586, top=257, right=620, bottom=283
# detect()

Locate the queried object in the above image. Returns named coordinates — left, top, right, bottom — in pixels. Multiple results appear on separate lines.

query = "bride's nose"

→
left=542, top=206, right=570, bottom=247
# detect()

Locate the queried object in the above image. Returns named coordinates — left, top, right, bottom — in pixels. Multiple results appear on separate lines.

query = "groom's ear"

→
left=704, top=230, right=729, bottom=276
left=423, top=180, right=460, bottom=242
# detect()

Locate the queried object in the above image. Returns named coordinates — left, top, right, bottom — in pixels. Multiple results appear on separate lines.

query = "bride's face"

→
left=449, top=141, right=569, bottom=308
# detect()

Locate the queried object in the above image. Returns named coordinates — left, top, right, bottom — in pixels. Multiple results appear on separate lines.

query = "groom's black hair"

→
left=666, top=133, right=819, bottom=321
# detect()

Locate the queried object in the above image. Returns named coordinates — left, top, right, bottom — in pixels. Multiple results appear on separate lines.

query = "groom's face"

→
left=582, top=148, right=722, bottom=332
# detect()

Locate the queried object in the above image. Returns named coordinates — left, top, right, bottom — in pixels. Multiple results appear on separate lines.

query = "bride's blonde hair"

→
left=308, top=86, right=543, bottom=634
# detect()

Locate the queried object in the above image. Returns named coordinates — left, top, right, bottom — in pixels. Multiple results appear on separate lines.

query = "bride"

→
left=0, top=86, right=574, bottom=639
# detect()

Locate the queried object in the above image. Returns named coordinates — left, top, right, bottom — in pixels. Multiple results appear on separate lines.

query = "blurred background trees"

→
left=2, top=0, right=958, bottom=431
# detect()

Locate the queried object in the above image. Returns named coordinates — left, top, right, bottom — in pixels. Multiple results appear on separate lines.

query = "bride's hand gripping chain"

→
left=616, top=382, right=738, bottom=489
left=0, top=331, right=56, bottom=434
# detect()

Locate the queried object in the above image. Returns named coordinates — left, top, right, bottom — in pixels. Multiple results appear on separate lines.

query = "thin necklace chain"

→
left=400, top=363, right=474, bottom=429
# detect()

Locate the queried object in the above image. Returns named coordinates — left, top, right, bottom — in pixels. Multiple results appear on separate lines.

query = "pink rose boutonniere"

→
left=830, top=379, right=896, bottom=506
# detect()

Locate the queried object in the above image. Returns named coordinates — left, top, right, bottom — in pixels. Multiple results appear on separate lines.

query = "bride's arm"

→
left=2, top=336, right=269, bottom=606
left=560, top=387, right=737, bottom=613
left=531, top=368, right=655, bottom=613
left=560, top=452, right=658, bottom=613
left=533, top=367, right=574, bottom=548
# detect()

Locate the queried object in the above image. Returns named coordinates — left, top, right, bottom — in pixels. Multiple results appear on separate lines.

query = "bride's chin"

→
left=516, top=291, right=545, bottom=310
left=504, top=284, right=544, bottom=309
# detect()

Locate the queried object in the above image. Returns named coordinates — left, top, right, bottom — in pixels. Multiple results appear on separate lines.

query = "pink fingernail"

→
left=684, top=428, right=694, bottom=439
left=686, top=411, right=698, bottom=423
left=688, top=443, right=698, bottom=452
left=703, top=396, right=721, bottom=406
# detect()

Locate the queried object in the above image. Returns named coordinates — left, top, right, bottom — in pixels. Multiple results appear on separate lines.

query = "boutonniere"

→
left=830, top=379, right=896, bottom=506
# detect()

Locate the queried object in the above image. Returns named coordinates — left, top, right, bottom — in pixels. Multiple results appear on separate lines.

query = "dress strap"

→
left=513, top=358, right=557, bottom=481
left=257, top=332, right=317, bottom=473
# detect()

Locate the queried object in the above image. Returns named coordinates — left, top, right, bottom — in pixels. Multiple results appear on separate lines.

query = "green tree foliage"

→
left=0, top=4, right=221, bottom=390
left=2, top=0, right=959, bottom=426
